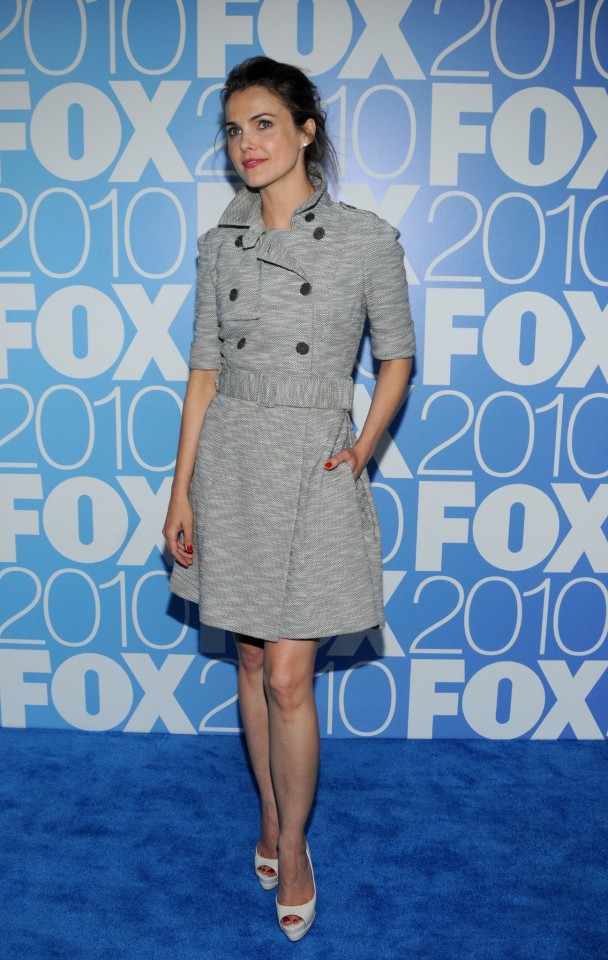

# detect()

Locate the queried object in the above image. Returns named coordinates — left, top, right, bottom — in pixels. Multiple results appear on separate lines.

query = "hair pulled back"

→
left=221, top=56, right=338, bottom=180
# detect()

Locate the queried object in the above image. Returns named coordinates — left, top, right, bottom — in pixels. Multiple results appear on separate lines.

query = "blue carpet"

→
left=0, top=729, right=606, bottom=959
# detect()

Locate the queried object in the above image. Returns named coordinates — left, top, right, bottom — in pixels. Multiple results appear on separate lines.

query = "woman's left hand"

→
left=324, top=444, right=368, bottom=481
left=324, top=360, right=412, bottom=483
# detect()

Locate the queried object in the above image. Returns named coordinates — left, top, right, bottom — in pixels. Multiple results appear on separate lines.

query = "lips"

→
left=243, top=158, right=266, bottom=169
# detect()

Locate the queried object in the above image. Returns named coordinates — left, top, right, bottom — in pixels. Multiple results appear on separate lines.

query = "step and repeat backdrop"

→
left=0, top=0, right=607, bottom=738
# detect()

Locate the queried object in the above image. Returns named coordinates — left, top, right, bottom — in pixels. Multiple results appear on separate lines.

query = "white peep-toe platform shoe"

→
left=255, top=846, right=279, bottom=890
left=276, top=844, right=316, bottom=942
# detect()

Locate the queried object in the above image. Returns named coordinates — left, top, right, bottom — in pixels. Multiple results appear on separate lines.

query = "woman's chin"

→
left=240, top=166, right=271, bottom=188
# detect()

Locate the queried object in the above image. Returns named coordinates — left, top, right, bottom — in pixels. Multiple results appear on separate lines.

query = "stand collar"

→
left=218, top=165, right=328, bottom=249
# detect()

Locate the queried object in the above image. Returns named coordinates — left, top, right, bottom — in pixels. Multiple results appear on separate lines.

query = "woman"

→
left=163, top=56, right=415, bottom=941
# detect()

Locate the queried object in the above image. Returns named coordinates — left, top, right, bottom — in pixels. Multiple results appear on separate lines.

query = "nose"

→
left=239, top=126, right=256, bottom=152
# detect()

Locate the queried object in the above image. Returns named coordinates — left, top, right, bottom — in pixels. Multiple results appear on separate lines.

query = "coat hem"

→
left=197, top=611, right=387, bottom=643
left=168, top=578, right=199, bottom=606
left=168, top=578, right=385, bottom=642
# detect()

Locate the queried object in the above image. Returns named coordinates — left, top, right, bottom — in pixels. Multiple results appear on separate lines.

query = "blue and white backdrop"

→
left=0, top=0, right=607, bottom=738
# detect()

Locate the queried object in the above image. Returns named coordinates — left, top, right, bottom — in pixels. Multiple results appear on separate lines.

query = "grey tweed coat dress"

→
left=169, top=166, right=416, bottom=642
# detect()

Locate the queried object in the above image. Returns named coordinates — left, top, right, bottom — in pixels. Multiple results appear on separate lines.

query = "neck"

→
left=260, top=170, right=316, bottom=230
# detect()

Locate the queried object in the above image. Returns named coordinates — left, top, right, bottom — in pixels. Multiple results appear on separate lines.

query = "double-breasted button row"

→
left=231, top=282, right=311, bottom=298
left=233, top=337, right=308, bottom=354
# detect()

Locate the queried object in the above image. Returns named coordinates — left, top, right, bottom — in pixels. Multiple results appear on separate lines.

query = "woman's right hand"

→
left=163, top=495, right=194, bottom=567
left=162, top=369, right=217, bottom=568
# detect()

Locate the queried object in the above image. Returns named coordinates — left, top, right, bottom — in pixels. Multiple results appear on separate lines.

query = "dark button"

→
left=304, top=212, right=315, bottom=222
left=237, top=337, right=246, bottom=349
left=300, top=282, right=312, bottom=296
left=229, top=288, right=238, bottom=301
left=235, top=235, right=243, bottom=247
left=296, top=342, right=309, bottom=355
left=313, top=227, right=325, bottom=240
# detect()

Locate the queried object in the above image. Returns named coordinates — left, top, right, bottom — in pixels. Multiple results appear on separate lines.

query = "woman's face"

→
left=224, top=85, right=315, bottom=192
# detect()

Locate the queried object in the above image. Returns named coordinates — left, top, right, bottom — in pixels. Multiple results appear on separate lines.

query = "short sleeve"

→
left=364, top=219, right=416, bottom=360
left=188, top=232, right=221, bottom=370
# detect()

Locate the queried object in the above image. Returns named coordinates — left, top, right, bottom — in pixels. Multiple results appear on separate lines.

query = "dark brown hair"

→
left=221, top=56, right=338, bottom=180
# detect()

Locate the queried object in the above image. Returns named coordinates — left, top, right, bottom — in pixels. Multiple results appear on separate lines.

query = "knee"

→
left=264, top=664, right=310, bottom=713
left=237, top=637, right=264, bottom=678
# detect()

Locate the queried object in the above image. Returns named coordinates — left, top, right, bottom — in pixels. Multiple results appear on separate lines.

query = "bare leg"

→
left=235, top=634, right=279, bottom=877
left=264, top=638, right=318, bottom=921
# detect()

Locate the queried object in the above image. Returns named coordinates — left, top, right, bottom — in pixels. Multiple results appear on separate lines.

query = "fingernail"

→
left=186, top=544, right=193, bottom=554
left=324, top=461, right=332, bottom=469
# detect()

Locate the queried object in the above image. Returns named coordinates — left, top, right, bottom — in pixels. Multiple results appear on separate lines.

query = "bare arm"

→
left=162, top=368, right=218, bottom=565
left=325, top=357, right=412, bottom=480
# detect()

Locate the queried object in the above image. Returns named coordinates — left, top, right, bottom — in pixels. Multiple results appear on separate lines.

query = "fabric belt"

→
left=216, top=366, right=353, bottom=410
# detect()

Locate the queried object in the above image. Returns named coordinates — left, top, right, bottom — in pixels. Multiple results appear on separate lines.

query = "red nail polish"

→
left=325, top=461, right=332, bottom=469
left=186, top=544, right=193, bottom=554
